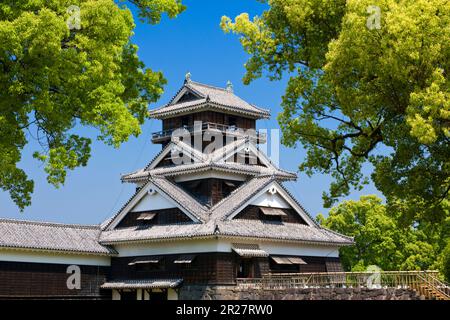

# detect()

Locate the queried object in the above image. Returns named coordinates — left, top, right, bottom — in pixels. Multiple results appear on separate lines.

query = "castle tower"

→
left=99, top=76, right=353, bottom=300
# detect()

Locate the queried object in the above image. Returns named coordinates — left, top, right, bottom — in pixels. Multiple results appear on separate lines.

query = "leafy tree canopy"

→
left=0, top=0, right=185, bottom=209
left=317, top=195, right=450, bottom=276
left=221, top=0, right=450, bottom=223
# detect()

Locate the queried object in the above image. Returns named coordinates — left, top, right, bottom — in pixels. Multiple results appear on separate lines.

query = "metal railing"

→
left=236, top=271, right=450, bottom=299
left=151, top=122, right=267, bottom=142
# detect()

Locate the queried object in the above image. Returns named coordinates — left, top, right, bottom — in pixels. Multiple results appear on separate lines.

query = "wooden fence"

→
left=236, top=270, right=450, bottom=300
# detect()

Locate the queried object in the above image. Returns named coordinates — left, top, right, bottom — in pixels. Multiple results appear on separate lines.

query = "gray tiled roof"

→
left=149, top=80, right=270, bottom=119
left=0, top=218, right=115, bottom=255
left=122, top=162, right=296, bottom=182
left=209, top=176, right=274, bottom=220
left=122, top=138, right=297, bottom=183
left=188, top=81, right=270, bottom=117
left=100, top=222, right=216, bottom=243
left=232, top=243, right=269, bottom=257
left=151, top=176, right=209, bottom=221
left=216, top=220, right=353, bottom=245
left=140, top=138, right=214, bottom=173
left=99, top=219, right=352, bottom=246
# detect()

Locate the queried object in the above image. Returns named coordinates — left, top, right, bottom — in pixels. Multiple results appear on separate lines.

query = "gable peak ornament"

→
left=226, top=80, right=233, bottom=93
left=185, top=72, right=192, bottom=83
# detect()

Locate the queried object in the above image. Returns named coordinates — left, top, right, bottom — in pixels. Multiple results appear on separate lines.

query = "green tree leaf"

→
left=222, top=0, right=450, bottom=222
left=0, top=0, right=184, bottom=210
left=318, top=195, right=449, bottom=275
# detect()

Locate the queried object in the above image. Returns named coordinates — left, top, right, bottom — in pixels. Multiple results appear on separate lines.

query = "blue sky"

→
left=0, top=0, right=381, bottom=225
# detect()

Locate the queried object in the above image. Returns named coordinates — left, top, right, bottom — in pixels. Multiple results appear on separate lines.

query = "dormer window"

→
left=259, top=207, right=286, bottom=222
left=136, top=212, right=156, bottom=221
left=136, top=212, right=157, bottom=227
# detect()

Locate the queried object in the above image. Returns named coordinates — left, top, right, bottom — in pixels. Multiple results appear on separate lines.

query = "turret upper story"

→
left=149, top=73, right=270, bottom=147
left=120, top=75, right=296, bottom=207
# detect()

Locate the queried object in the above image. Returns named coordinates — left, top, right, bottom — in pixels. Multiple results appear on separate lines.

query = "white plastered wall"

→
left=250, top=191, right=291, bottom=208
left=0, top=249, right=111, bottom=266
left=114, top=238, right=340, bottom=258
left=131, top=189, right=176, bottom=212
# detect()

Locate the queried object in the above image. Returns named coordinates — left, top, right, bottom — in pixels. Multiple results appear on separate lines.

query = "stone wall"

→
left=179, top=285, right=422, bottom=300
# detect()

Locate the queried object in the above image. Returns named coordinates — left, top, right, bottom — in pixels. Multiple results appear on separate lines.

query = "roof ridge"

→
left=220, top=218, right=312, bottom=226
left=188, top=80, right=228, bottom=92
left=150, top=98, right=207, bottom=113
left=149, top=100, right=270, bottom=119
left=209, top=137, right=247, bottom=161
left=167, top=81, right=191, bottom=105
left=102, top=181, right=147, bottom=230
left=277, top=182, right=318, bottom=227
left=277, top=167, right=298, bottom=177
left=153, top=176, right=207, bottom=209
left=209, top=175, right=275, bottom=217
left=0, top=217, right=100, bottom=230
left=173, top=139, right=207, bottom=162
left=143, top=141, right=173, bottom=171
left=151, top=175, right=209, bottom=216
left=187, top=81, right=272, bottom=115
left=208, top=100, right=271, bottom=115
left=99, top=215, right=353, bottom=245
left=318, top=225, right=355, bottom=241
left=140, top=139, right=204, bottom=174
left=123, top=162, right=295, bottom=183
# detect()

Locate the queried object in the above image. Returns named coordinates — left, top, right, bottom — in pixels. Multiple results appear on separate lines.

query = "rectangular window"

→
left=260, top=207, right=287, bottom=217
left=174, top=254, right=196, bottom=264
left=181, top=116, right=190, bottom=128
left=237, top=259, right=254, bottom=278
left=129, top=257, right=165, bottom=271
left=259, top=207, right=287, bottom=222
left=135, top=212, right=157, bottom=228
left=270, top=256, right=307, bottom=273
left=136, top=212, right=156, bottom=221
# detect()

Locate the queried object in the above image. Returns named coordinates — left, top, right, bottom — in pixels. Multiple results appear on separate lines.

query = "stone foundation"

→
left=179, top=285, right=422, bottom=300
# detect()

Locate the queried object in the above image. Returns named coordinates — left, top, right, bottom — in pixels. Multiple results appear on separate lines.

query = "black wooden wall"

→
left=0, top=260, right=110, bottom=299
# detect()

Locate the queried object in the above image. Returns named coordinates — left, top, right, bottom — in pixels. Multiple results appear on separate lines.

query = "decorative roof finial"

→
left=185, top=72, right=191, bottom=83
left=226, top=80, right=233, bottom=93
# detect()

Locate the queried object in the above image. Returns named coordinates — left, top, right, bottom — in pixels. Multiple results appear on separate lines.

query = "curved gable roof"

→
left=0, top=218, right=115, bottom=255
left=149, top=80, right=270, bottom=119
